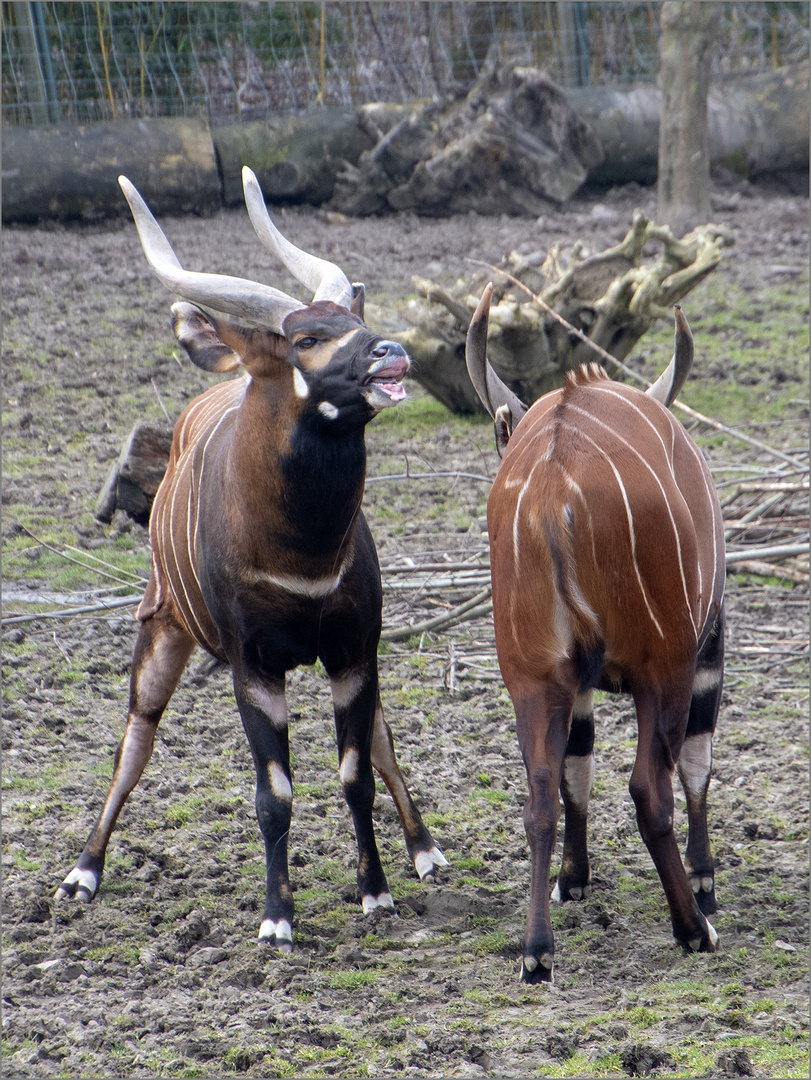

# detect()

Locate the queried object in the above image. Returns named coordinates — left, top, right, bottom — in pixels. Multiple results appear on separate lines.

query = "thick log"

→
left=211, top=109, right=373, bottom=207
left=2, top=117, right=221, bottom=224
left=566, top=61, right=809, bottom=186
left=95, top=421, right=174, bottom=526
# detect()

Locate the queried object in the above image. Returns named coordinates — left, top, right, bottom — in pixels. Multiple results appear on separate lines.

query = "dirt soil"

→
left=2, top=177, right=808, bottom=1079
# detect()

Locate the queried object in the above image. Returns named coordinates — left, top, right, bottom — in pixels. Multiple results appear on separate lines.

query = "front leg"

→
left=233, top=672, right=294, bottom=952
left=328, top=666, right=392, bottom=913
left=370, top=695, right=448, bottom=881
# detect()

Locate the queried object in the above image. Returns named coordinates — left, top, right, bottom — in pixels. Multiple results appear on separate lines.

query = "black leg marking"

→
left=553, top=691, right=595, bottom=903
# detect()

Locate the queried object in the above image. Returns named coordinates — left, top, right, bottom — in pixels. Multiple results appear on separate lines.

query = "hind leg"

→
left=369, top=694, right=448, bottom=881
left=553, top=690, right=595, bottom=903
left=56, top=612, right=195, bottom=902
left=678, top=605, right=725, bottom=915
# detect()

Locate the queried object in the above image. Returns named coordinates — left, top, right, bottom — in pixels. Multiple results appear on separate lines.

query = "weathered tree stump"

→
left=330, top=61, right=604, bottom=218
left=95, top=421, right=174, bottom=526
left=384, top=213, right=733, bottom=413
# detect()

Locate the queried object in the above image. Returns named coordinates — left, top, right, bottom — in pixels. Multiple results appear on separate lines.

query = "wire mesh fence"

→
left=2, top=2, right=809, bottom=127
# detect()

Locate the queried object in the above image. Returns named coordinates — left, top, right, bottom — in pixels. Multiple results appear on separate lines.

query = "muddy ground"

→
left=2, top=177, right=808, bottom=1079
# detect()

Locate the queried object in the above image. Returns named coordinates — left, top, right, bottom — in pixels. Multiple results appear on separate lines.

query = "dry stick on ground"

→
left=470, top=260, right=803, bottom=469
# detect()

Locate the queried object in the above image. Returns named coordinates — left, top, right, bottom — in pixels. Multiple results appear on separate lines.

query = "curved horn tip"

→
left=242, top=165, right=261, bottom=192
left=674, top=304, right=691, bottom=335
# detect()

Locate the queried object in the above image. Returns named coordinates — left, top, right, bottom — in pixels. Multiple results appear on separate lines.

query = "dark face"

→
left=283, top=302, right=410, bottom=427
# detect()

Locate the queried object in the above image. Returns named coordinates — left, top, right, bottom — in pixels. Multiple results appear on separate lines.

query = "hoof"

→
left=520, top=952, right=554, bottom=983
left=414, top=846, right=449, bottom=882
left=54, top=868, right=98, bottom=903
left=362, top=891, right=395, bottom=915
left=686, top=918, right=718, bottom=953
left=258, top=918, right=293, bottom=953
left=689, top=874, right=717, bottom=915
left=551, top=878, right=591, bottom=903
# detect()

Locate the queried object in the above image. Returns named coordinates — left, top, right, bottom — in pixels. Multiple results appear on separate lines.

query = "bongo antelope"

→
left=56, top=169, right=447, bottom=950
left=466, top=285, right=724, bottom=981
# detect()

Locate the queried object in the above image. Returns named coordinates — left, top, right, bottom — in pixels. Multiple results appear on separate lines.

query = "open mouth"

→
left=364, top=354, right=409, bottom=402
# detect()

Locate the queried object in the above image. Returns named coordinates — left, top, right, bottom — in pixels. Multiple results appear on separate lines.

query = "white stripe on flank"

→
left=595, top=449, right=664, bottom=638
left=593, top=384, right=674, bottom=473
left=511, top=463, right=538, bottom=566
left=666, top=412, right=723, bottom=641
left=562, top=409, right=695, bottom=638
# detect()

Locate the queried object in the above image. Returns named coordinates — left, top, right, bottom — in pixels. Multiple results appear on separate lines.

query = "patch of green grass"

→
left=327, top=968, right=380, bottom=990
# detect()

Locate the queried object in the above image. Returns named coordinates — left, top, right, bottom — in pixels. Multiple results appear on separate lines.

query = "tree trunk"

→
left=657, top=2, right=721, bottom=234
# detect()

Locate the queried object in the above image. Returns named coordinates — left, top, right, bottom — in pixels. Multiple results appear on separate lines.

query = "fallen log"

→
left=212, top=109, right=373, bottom=207
left=2, top=118, right=220, bottom=223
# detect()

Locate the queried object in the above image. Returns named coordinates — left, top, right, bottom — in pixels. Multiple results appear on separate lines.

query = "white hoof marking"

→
left=568, top=886, right=582, bottom=901
left=688, top=937, right=701, bottom=952
left=582, top=884, right=592, bottom=898
left=362, top=892, right=395, bottom=914
left=414, top=846, right=449, bottom=880
left=707, top=920, right=718, bottom=947
left=55, top=867, right=97, bottom=900
left=539, top=952, right=554, bottom=970
left=701, top=876, right=714, bottom=893
left=551, top=881, right=562, bottom=903
left=522, top=955, right=538, bottom=973
left=258, top=918, right=293, bottom=947
left=690, top=877, right=701, bottom=894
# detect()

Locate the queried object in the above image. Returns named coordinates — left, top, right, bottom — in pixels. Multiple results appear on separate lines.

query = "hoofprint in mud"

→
left=2, top=180, right=807, bottom=1078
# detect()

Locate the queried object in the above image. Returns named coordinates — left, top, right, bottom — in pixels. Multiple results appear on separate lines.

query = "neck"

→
left=280, top=409, right=368, bottom=559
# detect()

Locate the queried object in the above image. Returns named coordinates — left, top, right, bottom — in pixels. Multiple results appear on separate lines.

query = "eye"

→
left=296, top=336, right=318, bottom=349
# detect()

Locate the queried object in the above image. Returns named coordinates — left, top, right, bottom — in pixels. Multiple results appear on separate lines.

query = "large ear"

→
left=170, top=303, right=243, bottom=372
left=350, top=282, right=366, bottom=320
left=170, top=302, right=288, bottom=378
left=646, top=305, right=693, bottom=408
left=465, top=283, right=528, bottom=456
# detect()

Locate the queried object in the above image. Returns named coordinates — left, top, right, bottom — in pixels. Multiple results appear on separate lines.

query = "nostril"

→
left=371, top=345, right=389, bottom=358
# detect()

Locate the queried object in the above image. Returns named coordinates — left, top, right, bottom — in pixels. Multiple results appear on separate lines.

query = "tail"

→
left=542, top=510, right=604, bottom=691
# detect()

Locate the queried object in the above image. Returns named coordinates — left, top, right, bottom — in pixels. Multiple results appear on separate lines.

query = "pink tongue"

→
left=380, top=382, right=407, bottom=402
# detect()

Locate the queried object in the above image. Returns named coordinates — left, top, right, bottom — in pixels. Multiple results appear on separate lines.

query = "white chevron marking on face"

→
left=293, top=367, right=310, bottom=398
